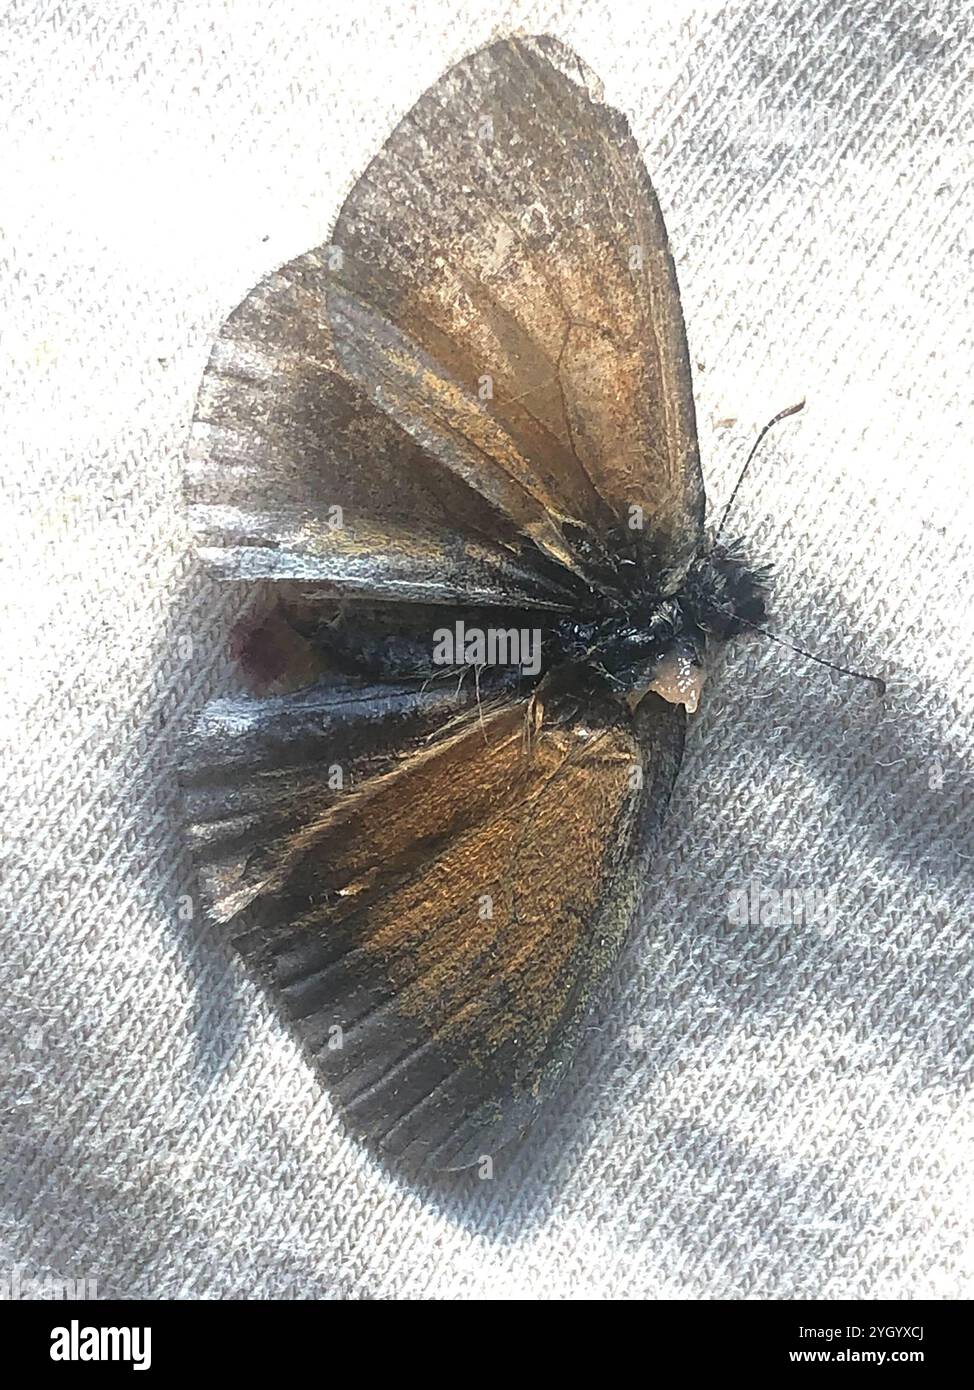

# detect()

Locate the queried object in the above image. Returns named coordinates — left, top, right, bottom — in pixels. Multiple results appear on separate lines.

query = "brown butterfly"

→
left=182, top=35, right=774, bottom=1170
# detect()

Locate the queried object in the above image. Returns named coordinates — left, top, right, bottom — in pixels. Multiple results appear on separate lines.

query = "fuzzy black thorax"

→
left=552, top=542, right=770, bottom=695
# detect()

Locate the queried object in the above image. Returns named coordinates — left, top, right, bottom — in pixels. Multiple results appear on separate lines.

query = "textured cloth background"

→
left=2, top=0, right=972, bottom=1300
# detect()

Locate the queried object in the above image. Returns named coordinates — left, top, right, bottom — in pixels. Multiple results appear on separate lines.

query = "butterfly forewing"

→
left=325, top=34, right=704, bottom=594
left=189, top=684, right=684, bottom=1170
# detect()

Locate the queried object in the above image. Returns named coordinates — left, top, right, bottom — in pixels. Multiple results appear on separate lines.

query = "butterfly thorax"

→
left=552, top=542, right=769, bottom=709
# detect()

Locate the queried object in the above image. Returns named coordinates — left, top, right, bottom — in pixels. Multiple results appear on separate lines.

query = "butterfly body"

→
left=548, top=541, right=769, bottom=695
left=183, top=35, right=776, bottom=1169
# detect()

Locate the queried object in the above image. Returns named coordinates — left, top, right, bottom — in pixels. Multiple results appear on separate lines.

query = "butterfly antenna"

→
left=714, top=400, right=805, bottom=543
left=740, top=618, right=886, bottom=695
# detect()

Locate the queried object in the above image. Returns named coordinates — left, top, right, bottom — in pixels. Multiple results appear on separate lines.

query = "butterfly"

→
left=182, top=34, right=774, bottom=1170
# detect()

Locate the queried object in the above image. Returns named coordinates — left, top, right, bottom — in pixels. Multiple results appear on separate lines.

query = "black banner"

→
left=0, top=1298, right=962, bottom=1374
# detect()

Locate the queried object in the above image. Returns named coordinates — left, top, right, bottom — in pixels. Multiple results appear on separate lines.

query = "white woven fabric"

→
left=3, top=0, right=971, bottom=1299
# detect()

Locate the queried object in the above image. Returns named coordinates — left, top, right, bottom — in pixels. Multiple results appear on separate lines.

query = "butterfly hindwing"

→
left=186, top=250, right=581, bottom=609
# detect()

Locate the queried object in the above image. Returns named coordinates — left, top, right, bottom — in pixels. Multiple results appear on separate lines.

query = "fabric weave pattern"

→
left=2, top=0, right=971, bottom=1299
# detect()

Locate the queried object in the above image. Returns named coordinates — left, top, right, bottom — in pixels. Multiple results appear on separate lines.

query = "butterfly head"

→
left=681, top=541, right=771, bottom=640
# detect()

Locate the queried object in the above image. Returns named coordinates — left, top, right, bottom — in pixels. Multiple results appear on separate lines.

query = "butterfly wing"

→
left=184, top=681, right=685, bottom=1170
left=187, top=35, right=703, bottom=608
left=186, top=258, right=580, bottom=610
left=324, top=33, right=704, bottom=596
